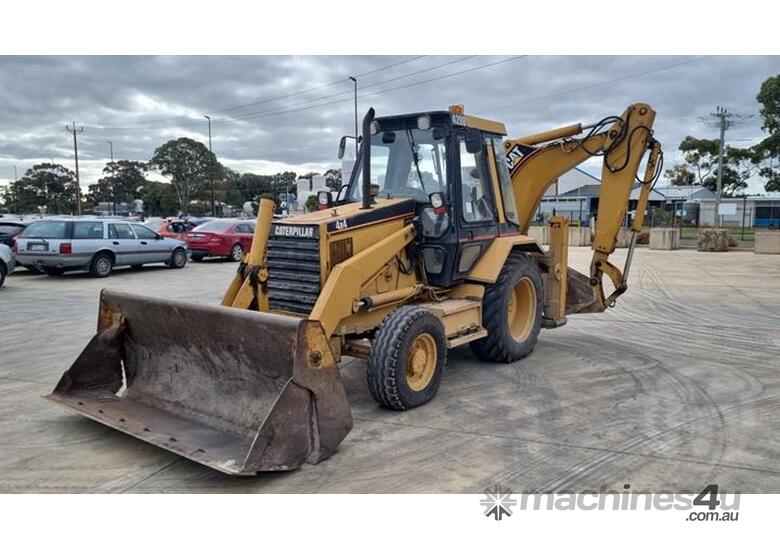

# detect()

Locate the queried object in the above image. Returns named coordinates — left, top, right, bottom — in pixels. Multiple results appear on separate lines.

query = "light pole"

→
left=204, top=115, right=215, bottom=217
left=348, top=76, right=358, bottom=159
left=12, top=166, right=18, bottom=214
left=107, top=141, right=115, bottom=215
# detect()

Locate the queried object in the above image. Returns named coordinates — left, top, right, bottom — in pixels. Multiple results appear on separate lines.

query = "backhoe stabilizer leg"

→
left=222, top=197, right=275, bottom=310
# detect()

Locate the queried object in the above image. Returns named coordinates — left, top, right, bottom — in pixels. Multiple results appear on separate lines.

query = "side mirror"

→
left=155, top=233, right=163, bottom=240
left=317, top=190, right=333, bottom=210
left=338, top=136, right=348, bottom=159
left=465, top=128, right=482, bottom=154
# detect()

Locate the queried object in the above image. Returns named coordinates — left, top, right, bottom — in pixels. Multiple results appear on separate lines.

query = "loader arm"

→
left=504, top=103, right=662, bottom=310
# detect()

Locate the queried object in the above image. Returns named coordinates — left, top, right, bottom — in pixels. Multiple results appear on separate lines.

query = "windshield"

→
left=349, top=127, right=447, bottom=202
left=193, top=220, right=234, bottom=233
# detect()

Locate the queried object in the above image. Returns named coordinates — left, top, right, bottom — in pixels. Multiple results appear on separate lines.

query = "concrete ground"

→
left=0, top=247, right=778, bottom=493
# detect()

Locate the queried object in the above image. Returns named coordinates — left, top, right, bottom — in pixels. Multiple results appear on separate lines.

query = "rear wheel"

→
left=89, top=252, right=114, bottom=278
left=169, top=247, right=187, bottom=269
left=367, top=306, right=446, bottom=410
left=229, top=243, right=243, bottom=262
left=470, top=253, right=543, bottom=363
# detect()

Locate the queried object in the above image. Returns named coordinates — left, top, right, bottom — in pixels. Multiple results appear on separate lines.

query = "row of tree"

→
left=663, top=75, right=780, bottom=196
left=1, top=136, right=343, bottom=216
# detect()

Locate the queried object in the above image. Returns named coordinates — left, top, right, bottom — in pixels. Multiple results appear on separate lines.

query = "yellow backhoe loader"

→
left=46, top=103, right=662, bottom=475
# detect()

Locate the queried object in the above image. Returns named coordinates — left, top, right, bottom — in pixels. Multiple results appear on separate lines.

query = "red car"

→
left=183, top=219, right=256, bottom=262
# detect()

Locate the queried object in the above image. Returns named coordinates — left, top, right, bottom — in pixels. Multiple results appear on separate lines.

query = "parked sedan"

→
left=0, top=220, right=29, bottom=247
left=0, top=243, right=15, bottom=287
left=183, top=219, right=255, bottom=261
left=15, top=218, right=188, bottom=277
left=143, top=218, right=197, bottom=240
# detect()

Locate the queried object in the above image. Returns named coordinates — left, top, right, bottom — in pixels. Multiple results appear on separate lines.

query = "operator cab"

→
left=340, top=106, right=520, bottom=287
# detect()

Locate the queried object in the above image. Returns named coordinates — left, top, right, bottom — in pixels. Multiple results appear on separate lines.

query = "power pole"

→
left=713, top=107, right=729, bottom=228
left=702, top=106, right=750, bottom=228
left=107, top=141, right=115, bottom=215
left=348, top=76, right=359, bottom=159
left=204, top=115, right=215, bottom=217
left=65, top=122, right=84, bottom=215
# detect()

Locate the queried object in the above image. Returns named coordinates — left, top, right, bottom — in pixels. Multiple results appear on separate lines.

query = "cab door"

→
left=452, top=131, right=500, bottom=277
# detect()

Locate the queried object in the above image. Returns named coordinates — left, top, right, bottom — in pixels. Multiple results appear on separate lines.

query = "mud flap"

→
left=44, top=289, right=353, bottom=475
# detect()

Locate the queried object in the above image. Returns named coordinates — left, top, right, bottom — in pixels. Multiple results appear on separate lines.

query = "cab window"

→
left=459, top=138, right=494, bottom=223
left=490, top=136, right=519, bottom=225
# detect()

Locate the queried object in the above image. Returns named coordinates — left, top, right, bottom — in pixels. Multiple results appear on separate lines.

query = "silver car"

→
left=15, top=218, right=188, bottom=277
left=0, top=243, right=15, bottom=287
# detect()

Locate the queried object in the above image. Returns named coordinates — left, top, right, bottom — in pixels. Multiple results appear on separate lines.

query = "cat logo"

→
left=506, top=143, right=536, bottom=174
left=273, top=224, right=315, bottom=238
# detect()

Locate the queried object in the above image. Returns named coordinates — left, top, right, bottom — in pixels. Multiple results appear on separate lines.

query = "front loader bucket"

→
left=44, top=289, right=353, bottom=475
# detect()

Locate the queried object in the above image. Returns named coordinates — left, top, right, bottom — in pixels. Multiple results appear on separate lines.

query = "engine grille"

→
left=267, top=234, right=321, bottom=315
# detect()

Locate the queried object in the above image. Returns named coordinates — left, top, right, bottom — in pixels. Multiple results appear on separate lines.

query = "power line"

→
left=86, top=55, right=525, bottom=132
left=212, top=55, right=481, bottom=124
left=209, top=56, right=524, bottom=126
left=483, top=56, right=714, bottom=113
left=85, top=55, right=429, bottom=127
left=85, top=55, right=476, bottom=131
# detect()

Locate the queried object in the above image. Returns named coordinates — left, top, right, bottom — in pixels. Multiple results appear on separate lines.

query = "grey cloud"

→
left=0, top=55, right=778, bottom=193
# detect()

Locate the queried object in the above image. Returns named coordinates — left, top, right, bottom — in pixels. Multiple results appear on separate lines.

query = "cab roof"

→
left=375, top=110, right=507, bottom=136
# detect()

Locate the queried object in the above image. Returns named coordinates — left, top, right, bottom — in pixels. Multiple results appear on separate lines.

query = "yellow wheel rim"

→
left=406, top=333, right=437, bottom=392
left=507, top=277, right=536, bottom=342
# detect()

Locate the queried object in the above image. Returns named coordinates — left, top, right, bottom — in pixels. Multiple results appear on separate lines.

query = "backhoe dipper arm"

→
left=504, top=103, right=660, bottom=310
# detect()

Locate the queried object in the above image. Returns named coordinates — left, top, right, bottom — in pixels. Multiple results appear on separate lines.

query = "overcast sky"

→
left=1, top=55, right=778, bottom=193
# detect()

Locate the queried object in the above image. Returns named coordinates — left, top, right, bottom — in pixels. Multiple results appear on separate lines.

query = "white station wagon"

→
left=15, top=218, right=188, bottom=277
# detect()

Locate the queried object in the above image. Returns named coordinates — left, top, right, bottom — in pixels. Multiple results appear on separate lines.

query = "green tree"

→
left=1, top=163, right=80, bottom=214
left=271, top=171, right=297, bottom=196
left=754, top=75, right=780, bottom=192
left=237, top=173, right=274, bottom=202
left=141, top=181, right=180, bottom=217
left=218, top=167, right=244, bottom=208
left=88, top=160, right=150, bottom=207
left=305, top=195, right=318, bottom=212
left=324, top=168, right=343, bottom=190
left=149, top=137, right=225, bottom=214
left=664, top=136, right=751, bottom=196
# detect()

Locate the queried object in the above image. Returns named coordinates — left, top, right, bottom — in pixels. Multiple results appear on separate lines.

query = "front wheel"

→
left=367, top=306, right=447, bottom=411
left=470, top=252, right=543, bottom=363
left=0, top=263, right=6, bottom=287
left=229, top=243, right=243, bottom=262
left=168, top=248, right=187, bottom=269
